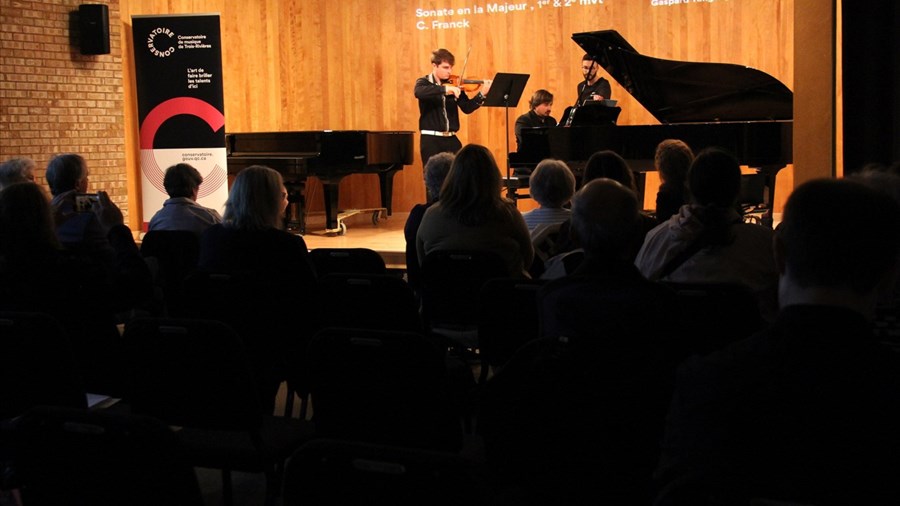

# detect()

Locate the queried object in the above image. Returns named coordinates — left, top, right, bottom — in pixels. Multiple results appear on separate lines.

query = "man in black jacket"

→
left=414, top=48, right=491, bottom=198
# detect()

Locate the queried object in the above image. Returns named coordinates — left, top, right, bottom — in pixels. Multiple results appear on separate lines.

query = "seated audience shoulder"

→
left=147, top=197, right=222, bottom=235
left=656, top=178, right=900, bottom=504
left=415, top=144, right=534, bottom=277
left=636, top=148, right=778, bottom=321
left=416, top=200, right=533, bottom=278
left=199, top=223, right=316, bottom=285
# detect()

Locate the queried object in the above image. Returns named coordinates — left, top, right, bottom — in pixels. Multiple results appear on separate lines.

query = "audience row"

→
left=2, top=144, right=900, bottom=504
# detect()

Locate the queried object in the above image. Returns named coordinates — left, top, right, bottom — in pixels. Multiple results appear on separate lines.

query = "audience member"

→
left=514, top=89, right=557, bottom=151
left=583, top=149, right=636, bottom=190
left=521, top=159, right=575, bottom=232
left=0, top=156, right=36, bottom=189
left=544, top=150, right=654, bottom=264
left=480, top=179, right=681, bottom=504
left=850, top=165, right=900, bottom=341
left=45, top=153, right=110, bottom=254
left=540, top=178, right=681, bottom=346
left=655, top=178, right=900, bottom=505
left=197, top=165, right=316, bottom=411
left=635, top=147, right=779, bottom=321
left=404, top=152, right=454, bottom=295
left=653, top=139, right=693, bottom=223
left=199, top=165, right=315, bottom=282
left=147, top=163, right=222, bottom=235
left=416, top=144, right=533, bottom=277
left=0, top=183, right=150, bottom=395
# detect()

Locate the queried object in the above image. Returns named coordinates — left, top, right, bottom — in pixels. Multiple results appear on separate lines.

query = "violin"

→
left=447, top=74, right=484, bottom=93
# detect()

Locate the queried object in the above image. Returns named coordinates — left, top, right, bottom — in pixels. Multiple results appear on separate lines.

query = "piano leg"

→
left=321, top=180, right=341, bottom=231
left=284, top=181, right=306, bottom=233
left=378, top=165, right=401, bottom=216
left=759, top=164, right=785, bottom=229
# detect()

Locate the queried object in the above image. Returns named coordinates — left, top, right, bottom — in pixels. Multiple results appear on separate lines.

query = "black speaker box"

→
left=78, top=4, right=110, bottom=55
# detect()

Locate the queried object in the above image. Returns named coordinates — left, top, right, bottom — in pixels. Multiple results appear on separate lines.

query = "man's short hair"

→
left=530, top=159, right=575, bottom=209
left=163, top=163, right=203, bottom=199
left=431, top=48, right=455, bottom=66
left=0, top=157, right=36, bottom=188
left=655, top=139, right=694, bottom=184
left=424, top=152, right=454, bottom=201
left=688, top=147, right=741, bottom=207
left=779, top=178, right=900, bottom=294
left=571, top=179, right=639, bottom=258
left=528, top=89, right=554, bottom=110
left=45, top=153, right=86, bottom=196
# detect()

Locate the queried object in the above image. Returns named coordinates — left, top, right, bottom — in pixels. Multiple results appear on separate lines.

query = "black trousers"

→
left=420, top=134, right=462, bottom=200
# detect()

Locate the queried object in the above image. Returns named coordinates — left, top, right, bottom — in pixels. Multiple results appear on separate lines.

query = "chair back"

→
left=140, top=230, right=200, bottom=313
left=0, top=312, right=86, bottom=419
left=306, top=327, right=462, bottom=451
left=174, top=270, right=312, bottom=412
left=314, top=273, right=423, bottom=334
left=479, top=336, right=668, bottom=505
left=477, top=278, right=545, bottom=381
left=123, top=317, right=262, bottom=431
left=663, top=281, right=764, bottom=355
left=283, top=439, right=484, bottom=506
left=140, top=230, right=200, bottom=284
left=421, top=250, right=509, bottom=333
left=11, top=406, right=204, bottom=506
left=309, top=248, right=387, bottom=276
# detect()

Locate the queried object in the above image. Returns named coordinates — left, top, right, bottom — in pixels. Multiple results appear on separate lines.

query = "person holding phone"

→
left=46, top=153, right=121, bottom=256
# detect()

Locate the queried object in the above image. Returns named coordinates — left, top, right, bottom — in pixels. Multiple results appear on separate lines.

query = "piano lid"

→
left=573, top=30, right=793, bottom=124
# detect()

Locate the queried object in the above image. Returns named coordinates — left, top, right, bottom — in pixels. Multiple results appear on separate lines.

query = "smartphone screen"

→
left=74, top=193, right=99, bottom=213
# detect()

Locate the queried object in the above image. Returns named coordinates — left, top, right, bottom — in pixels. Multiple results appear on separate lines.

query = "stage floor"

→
left=300, top=211, right=408, bottom=270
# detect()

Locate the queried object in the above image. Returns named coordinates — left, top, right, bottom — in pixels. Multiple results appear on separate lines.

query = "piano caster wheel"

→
left=339, top=222, right=347, bottom=235
left=372, top=211, right=381, bottom=225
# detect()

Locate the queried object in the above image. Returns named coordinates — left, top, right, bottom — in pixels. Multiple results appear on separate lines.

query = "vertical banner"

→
left=132, top=14, right=228, bottom=231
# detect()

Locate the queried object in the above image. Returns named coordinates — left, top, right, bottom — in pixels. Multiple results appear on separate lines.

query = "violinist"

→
left=414, top=48, right=492, bottom=199
left=514, top=89, right=557, bottom=151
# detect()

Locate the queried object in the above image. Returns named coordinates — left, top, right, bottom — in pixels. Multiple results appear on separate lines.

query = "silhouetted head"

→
left=163, top=163, right=203, bottom=200
left=0, top=156, right=37, bottom=189
left=777, top=178, right=900, bottom=295
left=570, top=178, right=639, bottom=259
left=439, top=144, right=505, bottom=226
left=0, top=182, right=59, bottom=259
left=654, top=139, right=693, bottom=185
left=688, top=147, right=741, bottom=207
left=46, top=154, right=88, bottom=196
left=530, top=159, right=575, bottom=209
left=424, top=152, right=455, bottom=204
left=583, top=150, right=635, bottom=192
left=224, top=165, right=287, bottom=230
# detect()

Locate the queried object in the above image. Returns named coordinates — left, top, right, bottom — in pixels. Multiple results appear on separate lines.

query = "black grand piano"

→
left=514, top=30, right=792, bottom=226
left=226, top=130, right=414, bottom=234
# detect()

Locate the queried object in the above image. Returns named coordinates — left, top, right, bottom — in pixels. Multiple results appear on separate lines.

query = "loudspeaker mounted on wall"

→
left=78, top=4, right=110, bottom=55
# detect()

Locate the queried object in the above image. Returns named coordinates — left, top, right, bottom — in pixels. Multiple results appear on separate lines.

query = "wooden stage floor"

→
left=300, top=211, right=409, bottom=270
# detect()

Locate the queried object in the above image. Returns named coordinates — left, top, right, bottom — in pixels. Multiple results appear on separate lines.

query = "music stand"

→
left=482, top=72, right=529, bottom=199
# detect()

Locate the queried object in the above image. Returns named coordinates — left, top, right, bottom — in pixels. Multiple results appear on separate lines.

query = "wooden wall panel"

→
left=120, top=0, right=794, bottom=225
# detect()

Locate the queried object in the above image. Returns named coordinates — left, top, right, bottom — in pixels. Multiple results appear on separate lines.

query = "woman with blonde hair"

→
left=200, top=165, right=314, bottom=281
left=197, top=165, right=316, bottom=413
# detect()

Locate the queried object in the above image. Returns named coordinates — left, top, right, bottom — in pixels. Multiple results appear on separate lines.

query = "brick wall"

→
left=0, top=0, right=128, bottom=218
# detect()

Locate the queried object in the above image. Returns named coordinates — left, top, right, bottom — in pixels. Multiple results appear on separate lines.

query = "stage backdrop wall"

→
left=120, top=0, right=794, bottom=226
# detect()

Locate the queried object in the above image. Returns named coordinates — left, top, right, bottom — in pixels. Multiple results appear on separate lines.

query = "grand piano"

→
left=226, top=130, right=414, bottom=234
left=514, top=30, right=792, bottom=226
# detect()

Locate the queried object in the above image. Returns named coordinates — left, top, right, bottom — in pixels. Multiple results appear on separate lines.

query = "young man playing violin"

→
left=414, top=48, right=492, bottom=200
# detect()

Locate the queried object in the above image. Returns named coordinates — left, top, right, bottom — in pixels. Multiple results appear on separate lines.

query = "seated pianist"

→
left=515, top=89, right=558, bottom=151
